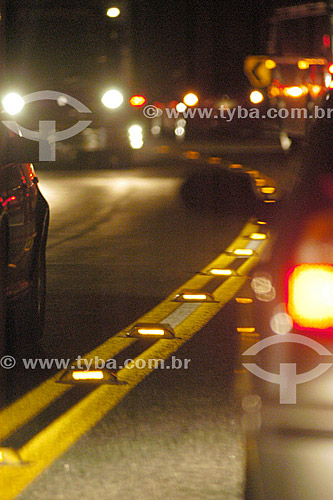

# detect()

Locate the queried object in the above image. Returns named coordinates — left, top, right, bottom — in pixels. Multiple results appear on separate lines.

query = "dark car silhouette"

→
left=0, top=161, right=49, bottom=354
left=244, top=90, right=333, bottom=500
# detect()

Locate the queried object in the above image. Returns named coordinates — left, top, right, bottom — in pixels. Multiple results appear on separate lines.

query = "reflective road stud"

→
left=0, top=448, right=24, bottom=466
left=173, top=291, right=216, bottom=303
left=127, top=323, right=175, bottom=339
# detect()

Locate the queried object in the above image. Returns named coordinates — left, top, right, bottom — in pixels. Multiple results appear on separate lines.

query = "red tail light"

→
left=323, top=34, right=331, bottom=48
left=129, top=95, right=146, bottom=107
left=286, top=264, right=333, bottom=330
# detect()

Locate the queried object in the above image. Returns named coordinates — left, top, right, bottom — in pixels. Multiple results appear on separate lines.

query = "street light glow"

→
left=2, top=93, right=25, bottom=115
left=101, top=89, right=124, bottom=109
left=183, top=93, right=199, bottom=106
left=249, top=90, right=264, bottom=104
left=107, top=7, right=120, bottom=18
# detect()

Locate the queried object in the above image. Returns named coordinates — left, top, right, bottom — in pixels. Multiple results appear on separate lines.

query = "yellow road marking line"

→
left=0, top=336, right=136, bottom=443
left=0, top=222, right=264, bottom=488
left=0, top=219, right=261, bottom=442
left=0, top=229, right=267, bottom=499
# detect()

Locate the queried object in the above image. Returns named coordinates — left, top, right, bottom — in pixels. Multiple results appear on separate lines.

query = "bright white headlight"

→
left=130, top=139, right=144, bottom=149
left=176, top=102, right=187, bottom=113
left=101, top=89, right=124, bottom=109
left=2, top=93, right=25, bottom=115
left=128, top=125, right=143, bottom=136
left=175, top=126, right=185, bottom=137
left=128, top=124, right=143, bottom=149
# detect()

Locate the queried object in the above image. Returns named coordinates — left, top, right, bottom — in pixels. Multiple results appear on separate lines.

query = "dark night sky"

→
left=6, top=0, right=327, bottom=99
left=131, top=0, right=325, bottom=99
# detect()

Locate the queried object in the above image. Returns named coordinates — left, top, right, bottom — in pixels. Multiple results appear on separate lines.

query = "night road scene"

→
left=0, top=1, right=332, bottom=499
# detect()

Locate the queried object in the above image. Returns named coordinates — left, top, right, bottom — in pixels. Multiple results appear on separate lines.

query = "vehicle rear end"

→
left=244, top=2, right=333, bottom=149
left=242, top=89, right=333, bottom=499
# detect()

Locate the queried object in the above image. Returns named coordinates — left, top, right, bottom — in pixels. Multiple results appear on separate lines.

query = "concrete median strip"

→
left=0, top=217, right=269, bottom=500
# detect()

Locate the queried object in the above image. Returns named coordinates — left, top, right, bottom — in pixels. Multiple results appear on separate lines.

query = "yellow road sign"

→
left=244, top=56, right=273, bottom=88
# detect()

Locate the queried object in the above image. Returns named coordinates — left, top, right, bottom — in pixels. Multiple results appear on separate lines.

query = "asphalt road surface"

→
left=1, top=139, right=301, bottom=500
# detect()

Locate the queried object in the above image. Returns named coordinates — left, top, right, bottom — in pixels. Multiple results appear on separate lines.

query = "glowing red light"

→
left=2, top=196, right=17, bottom=207
left=323, top=34, right=331, bottom=48
left=169, top=100, right=178, bottom=109
left=129, top=95, right=146, bottom=107
left=286, top=264, right=333, bottom=330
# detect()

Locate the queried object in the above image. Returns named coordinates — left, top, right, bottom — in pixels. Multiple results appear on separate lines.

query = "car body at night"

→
left=243, top=89, right=333, bottom=499
left=0, top=160, right=49, bottom=354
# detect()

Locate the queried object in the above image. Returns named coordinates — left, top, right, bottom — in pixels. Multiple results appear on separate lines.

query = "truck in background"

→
left=244, top=1, right=333, bottom=150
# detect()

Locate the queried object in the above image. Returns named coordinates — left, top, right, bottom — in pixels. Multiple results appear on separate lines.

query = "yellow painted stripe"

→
left=0, top=219, right=261, bottom=442
left=0, top=230, right=267, bottom=499
left=0, top=224, right=258, bottom=440
left=0, top=337, right=136, bottom=443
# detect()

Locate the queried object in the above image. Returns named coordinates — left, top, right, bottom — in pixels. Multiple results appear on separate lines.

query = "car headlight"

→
left=2, top=93, right=25, bottom=115
left=101, top=89, right=124, bottom=109
left=128, top=124, right=143, bottom=149
left=249, top=90, right=264, bottom=105
left=128, top=125, right=142, bottom=136
left=183, top=92, right=199, bottom=106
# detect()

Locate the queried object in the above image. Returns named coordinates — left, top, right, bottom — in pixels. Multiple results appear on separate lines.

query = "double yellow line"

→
left=0, top=218, right=268, bottom=499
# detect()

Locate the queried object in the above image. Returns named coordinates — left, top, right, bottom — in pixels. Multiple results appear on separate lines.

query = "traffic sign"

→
left=244, top=56, right=273, bottom=88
